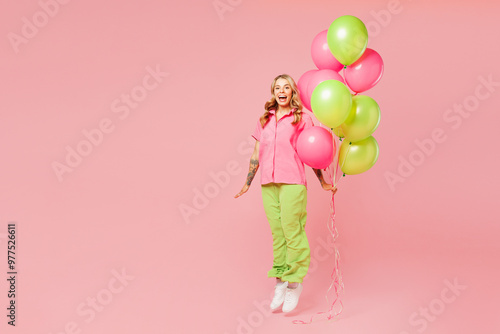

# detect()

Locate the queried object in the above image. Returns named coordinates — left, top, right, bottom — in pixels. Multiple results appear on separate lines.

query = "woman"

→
left=234, top=74, right=337, bottom=313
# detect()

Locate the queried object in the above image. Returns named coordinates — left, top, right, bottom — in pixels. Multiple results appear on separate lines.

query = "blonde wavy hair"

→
left=260, top=74, right=303, bottom=127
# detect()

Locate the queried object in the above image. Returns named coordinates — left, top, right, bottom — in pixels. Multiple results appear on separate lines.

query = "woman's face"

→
left=274, top=78, right=293, bottom=108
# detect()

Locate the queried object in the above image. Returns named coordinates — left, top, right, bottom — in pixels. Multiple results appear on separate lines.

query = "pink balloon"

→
left=344, top=48, right=384, bottom=93
left=311, top=30, right=344, bottom=72
left=297, top=69, right=317, bottom=111
left=296, top=126, right=334, bottom=169
left=306, top=69, right=345, bottom=104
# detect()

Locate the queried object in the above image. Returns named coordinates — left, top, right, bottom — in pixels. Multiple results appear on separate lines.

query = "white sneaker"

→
left=282, top=283, right=303, bottom=313
left=270, top=281, right=288, bottom=311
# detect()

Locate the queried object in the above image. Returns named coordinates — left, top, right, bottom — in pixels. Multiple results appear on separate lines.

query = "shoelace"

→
left=273, top=284, right=287, bottom=300
left=284, top=289, right=295, bottom=302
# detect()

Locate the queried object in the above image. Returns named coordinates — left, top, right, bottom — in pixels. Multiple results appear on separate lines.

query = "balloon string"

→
left=332, top=136, right=338, bottom=186
left=321, top=126, right=343, bottom=188
left=332, top=136, right=343, bottom=187
left=339, top=141, right=351, bottom=175
left=293, top=131, right=344, bottom=325
left=330, top=132, right=345, bottom=188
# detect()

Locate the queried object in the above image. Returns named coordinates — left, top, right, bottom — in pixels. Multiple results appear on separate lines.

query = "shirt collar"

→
left=269, top=108, right=296, bottom=116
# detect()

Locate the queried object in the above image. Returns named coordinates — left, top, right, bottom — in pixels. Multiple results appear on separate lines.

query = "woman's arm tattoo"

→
left=312, top=168, right=325, bottom=185
left=246, top=159, right=259, bottom=186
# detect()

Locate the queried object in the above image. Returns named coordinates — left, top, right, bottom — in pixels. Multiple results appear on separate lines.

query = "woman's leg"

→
left=278, top=184, right=310, bottom=284
left=261, top=183, right=288, bottom=279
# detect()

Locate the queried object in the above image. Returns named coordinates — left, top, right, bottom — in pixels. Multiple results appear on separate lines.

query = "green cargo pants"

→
left=261, top=183, right=310, bottom=283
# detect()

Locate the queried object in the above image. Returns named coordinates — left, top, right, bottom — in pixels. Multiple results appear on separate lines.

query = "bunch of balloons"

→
left=297, top=15, right=382, bottom=175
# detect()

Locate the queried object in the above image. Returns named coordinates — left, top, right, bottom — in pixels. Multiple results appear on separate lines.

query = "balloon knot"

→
left=343, top=173, right=346, bottom=177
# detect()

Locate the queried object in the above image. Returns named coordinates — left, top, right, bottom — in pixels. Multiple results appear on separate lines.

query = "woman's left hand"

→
left=321, top=181, right=337, bottom=194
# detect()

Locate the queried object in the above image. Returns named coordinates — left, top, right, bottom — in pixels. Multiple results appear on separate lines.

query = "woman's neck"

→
left=276, top=106, right=292, bottom=114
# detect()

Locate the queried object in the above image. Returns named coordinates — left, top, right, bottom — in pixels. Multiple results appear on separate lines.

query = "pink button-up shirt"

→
left=252, top=109, right=314, bottom=188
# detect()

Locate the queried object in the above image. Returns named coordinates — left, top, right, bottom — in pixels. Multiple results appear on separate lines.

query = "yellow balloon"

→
left=311, top=80, right=352, bottom=129
left=341, top=95, right=381, bottom=142
left=327, top=15, right=368, bottom=66
left=338, top=136, right=379, bottom=175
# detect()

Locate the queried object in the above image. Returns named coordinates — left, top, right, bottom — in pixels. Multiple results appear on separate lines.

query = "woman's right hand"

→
left=234, top=184, right=250, bottom=198
left=322, top=181, right=338, bottom=194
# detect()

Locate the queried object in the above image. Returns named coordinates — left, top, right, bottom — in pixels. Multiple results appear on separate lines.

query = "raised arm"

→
left=234, top=141, right=259, bottom=198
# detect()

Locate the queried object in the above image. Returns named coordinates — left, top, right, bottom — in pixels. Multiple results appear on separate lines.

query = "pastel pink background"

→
left=1, top=0, right=499, bottom=333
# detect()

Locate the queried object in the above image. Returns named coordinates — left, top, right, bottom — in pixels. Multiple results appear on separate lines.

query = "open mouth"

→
left=278, top=95, right=287, bottom=102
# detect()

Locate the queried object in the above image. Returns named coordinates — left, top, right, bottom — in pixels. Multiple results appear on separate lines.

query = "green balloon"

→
left=311, top=80, right=352, bottom=129
left=338, top=136, right=379, bottom=175
left=327, top=15, right=368, bottom=66
left=341, top=95, right=381, bottom=142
